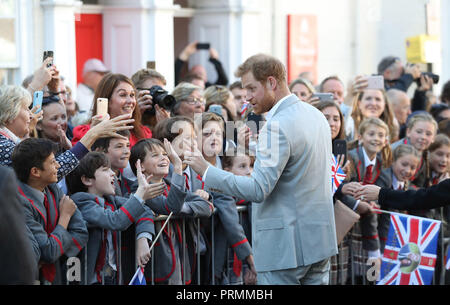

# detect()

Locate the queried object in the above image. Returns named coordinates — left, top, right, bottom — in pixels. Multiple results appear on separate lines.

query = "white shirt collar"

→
left=391, top=172, right=404, bottom=190
left=265, top=94, right=295, bottom=121
left=362, top=146, right=377, bottom=168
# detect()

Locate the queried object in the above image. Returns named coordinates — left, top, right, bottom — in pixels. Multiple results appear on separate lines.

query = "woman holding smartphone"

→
left=72, top=73, right=152, bottom=148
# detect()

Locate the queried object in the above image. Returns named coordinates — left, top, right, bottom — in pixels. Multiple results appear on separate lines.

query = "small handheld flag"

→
left=331, top=155, right=346, bottom=195
left=377, top=213, right=441, bottom=285
left=129, top=267, right=146, bottom=285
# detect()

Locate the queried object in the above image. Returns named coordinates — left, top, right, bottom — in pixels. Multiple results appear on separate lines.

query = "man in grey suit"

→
left=184, top=54, right=338, bottom=285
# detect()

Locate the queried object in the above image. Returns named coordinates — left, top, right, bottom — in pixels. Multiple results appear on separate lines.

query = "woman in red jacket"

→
left=72, top=73, right=152, bottom=147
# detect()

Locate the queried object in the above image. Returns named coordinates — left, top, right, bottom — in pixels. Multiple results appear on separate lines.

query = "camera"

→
left=421, top=72, right=439, bottom=84
left=414, top=72, right=439, bottom=87
left=146, top=86, right=176, bottom=115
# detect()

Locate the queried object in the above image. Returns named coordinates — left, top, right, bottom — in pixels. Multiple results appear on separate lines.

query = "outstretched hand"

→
left=81, top=113, right=135, bottom=150
left=354, top=184, right=381, bottom=202
left=182, top=138, right=209, bottom=176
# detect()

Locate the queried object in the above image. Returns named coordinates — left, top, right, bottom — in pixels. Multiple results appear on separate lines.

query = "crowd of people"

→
left=1, top=41, right=450, bottom=286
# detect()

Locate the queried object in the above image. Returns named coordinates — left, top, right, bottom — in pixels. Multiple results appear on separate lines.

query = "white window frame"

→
left=0, top=0, right=20, bottom=69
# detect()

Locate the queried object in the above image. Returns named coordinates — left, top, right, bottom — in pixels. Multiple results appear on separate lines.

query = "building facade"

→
left=0, top=0, right=448, bottom=98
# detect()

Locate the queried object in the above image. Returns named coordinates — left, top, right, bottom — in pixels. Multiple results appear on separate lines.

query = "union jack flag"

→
left=129, top=267, right=146, bottom=285
left=377, top=213, right=441, bottom=285
left=331, top=155, right=346, bottom=195
left=240, top=102, right=250, bottom=118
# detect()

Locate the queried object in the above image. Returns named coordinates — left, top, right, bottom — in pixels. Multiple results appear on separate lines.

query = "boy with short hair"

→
left=11, top=138, right=88, bottom=285
left=65, top=152, right=165, bottom=285
left=90, top=131, right=153, bottom=283
left=91, top=130, right=133, bottom=197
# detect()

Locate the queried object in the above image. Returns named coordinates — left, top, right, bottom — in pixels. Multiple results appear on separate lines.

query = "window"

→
left=0, top=0, right=18, bottom=84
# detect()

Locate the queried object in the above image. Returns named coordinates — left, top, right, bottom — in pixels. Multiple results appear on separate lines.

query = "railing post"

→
left=211, top=213, right=215, bottom=285
left=197, top=217, right=201, bottom=285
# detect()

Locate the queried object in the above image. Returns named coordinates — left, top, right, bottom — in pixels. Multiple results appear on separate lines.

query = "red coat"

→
left=71, top=124, right=152, bottom=148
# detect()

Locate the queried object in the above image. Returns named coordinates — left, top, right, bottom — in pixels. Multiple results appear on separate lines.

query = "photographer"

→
left=131, top=68, right=172, bottom=132
left=175, top=41, right=229, bottom=88
left=377, top=56, right=437, bottom=95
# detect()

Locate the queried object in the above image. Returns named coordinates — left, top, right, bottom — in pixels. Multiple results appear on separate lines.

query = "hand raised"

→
left=135, top=159, right=166, bottom=201
left=182, top=138, right=209, bottom=176
left=164, top=138, right=182, bottom=173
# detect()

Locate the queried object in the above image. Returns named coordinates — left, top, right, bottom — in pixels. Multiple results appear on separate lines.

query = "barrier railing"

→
left=72, top=205, right=449, bottom=285
left=145, top=205, right=249, bottom=285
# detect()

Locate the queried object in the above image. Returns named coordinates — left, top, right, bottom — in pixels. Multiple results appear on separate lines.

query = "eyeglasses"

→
left=182, top=97, right=205, bottom=105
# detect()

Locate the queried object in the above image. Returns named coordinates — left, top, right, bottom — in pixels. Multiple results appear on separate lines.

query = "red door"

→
left=75, top=14, right=103, bottom=85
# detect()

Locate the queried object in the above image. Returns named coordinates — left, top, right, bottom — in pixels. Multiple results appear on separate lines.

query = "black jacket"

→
left=0, top=166, right=39, bottom=284
left=379, top=178, right=450, bottom=211
left=175, top=57, right=229, bottom=87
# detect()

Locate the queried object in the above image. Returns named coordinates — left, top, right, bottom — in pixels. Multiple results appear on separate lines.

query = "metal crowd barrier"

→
left=69, top=205, right=448, bottom=285
left=145, top=205, right=249, bottom=285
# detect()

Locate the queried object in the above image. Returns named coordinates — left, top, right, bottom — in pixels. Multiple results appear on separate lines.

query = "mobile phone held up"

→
left=332, top=139, right=347, bottom=166
left=96, top=98, right=109, bottom=117
left=43, top=51, right=54, bottom=68
left=33, top=91, right=43, bottom=113
left=366, top=75, right=384, bottom=90
left=196, top=43, right=210, bottom=50
left=312, top=93, right=334, bottom=103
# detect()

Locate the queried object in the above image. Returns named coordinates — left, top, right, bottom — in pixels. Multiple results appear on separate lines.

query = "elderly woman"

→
left=0, top=85, right=133, bottom=181
left=171, top=82, right=205, bottom=119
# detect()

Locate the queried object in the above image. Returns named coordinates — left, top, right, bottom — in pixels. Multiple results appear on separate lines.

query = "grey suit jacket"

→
left=204, top=95, right=338, bottom=272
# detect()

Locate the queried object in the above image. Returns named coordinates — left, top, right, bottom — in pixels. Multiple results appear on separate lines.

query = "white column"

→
left=188, top=0, right=269, bottom=84
left=40, top=0, right=81, bottom=93
left=101, top=0, right=177, bottom=90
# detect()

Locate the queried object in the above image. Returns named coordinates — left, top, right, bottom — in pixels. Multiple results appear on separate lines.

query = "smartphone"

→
left=332, top=139, right=347, bottom=166
left=146, top=61, right=155, bottom=69
left=208, top=105, right=223, bottom=117
left=32, top=91, right=43, bottom=113
left=96, top=98, right=109, bottom=117
left=43, top=51, right=54, bottom=67
left=366, top=75, right=384, bottom=90
left=196, top=43, right=210, bottom=50
left=312, top=93, right=334, bottom=102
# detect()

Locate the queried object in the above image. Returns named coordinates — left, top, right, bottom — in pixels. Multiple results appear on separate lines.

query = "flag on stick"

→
left=129, top=267, right=146, bottom=285
left=331, top=154, right=346, bottom=195
left=377, top=213, right=441, bottom=285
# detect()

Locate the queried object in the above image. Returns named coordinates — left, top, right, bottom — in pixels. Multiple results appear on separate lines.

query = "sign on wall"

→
left=287, top=15, right=318, bottom=85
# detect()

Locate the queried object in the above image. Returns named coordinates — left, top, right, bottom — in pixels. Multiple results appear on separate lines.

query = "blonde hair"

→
left=406, top=112, right=438, bottom=134
left=392, top=144, right=421, bottom=162
left=194, top=112, right=224, bottom=136
left=204, top=85, right=232, bottom=106
left=351, top=89, right=396, bottom=142
left=359, top=117, right=392, bottom=167
left=428, top=133, right=450, bottom=153
left=0, top=85, right=32, bottom=126
left=289, top=78, right=315, bottom=95
left=131, top=68, right=167, bottom=88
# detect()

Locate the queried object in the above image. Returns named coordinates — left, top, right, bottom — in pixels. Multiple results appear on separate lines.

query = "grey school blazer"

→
left=204, top=95, right=338, bottom=272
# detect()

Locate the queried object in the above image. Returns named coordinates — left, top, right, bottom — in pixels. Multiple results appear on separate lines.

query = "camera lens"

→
left=148, top=86, right=176, bottom=114
left=422, top=72, right=440, bottom=84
